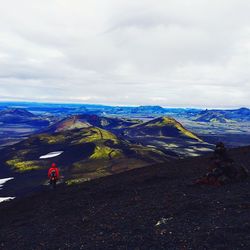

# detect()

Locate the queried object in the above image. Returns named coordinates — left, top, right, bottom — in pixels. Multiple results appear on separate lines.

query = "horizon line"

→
left=0, top=100, right=249, bottom=110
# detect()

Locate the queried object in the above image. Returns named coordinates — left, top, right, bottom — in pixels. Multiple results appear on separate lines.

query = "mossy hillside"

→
left=169, top=120, right=202, bottom=141
left=3, top=132, right=67, bottom=173
left=145, top=117, right=178, bottom=127
left=90, top=146, right=123, bottom=160
left=66, top=166, right=111, bottom=185
left=66, top=177, right=91, bottom=186
left=71, top=127, right=124, bottom=160
left=3, top=125, right=170, bottom=179
left=4, top=127, right=125, bottom=173
left=131, top=117, right=202, bottom=141
left=30, top=127, right=118, bottom=146
left=74, top=127, right=124, bottom=160
left=77, top=127, right=118, bottom=144
left=6, top=159, right=42, bottom=172
left=38, top=134, right=66, bottom=144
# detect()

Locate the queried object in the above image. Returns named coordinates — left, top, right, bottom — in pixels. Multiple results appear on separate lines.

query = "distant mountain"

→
left=122, top=116, right=213, bottom=157
left=45, top=114, right=203, bottom=142
left=0, top=114, right=214, bottom=196
left=0, top=108, right=50, bottom=126
left=227, top=107, right=250, bottom=121
left=0, top=108, right=35, bottom=118
left=194, top=108, right=250, bottom=122
left=125, top=116, right=202, bottom=141
left=130, top=106, right=167, bottom=114
left=45, top=114, right=141, bottom=133
left=42, top=115, right=211, bottom=159
left=0, top=115, right=213, bottom=191
left=45, top=116, right=92, bottom=133
left=0, top=108, right=51, bottom=149
left=194, top=110, right=231, bottom=123
left=0, top=102, right=203, bottom=119
left=235, top=107, right=250, bottom=114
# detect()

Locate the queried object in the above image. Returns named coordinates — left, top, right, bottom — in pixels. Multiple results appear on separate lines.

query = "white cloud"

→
left=0, top=0, right=250, bottom=108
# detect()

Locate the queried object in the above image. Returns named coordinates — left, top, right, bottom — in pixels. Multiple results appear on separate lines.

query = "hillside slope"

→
left=123, top=117, right=213, bottom=157
left=45, top=114, right=141, bottom=133
left=0, top=125, right=171, bottom=196
left=125, top=116, right=202, bottom=141
left=0, top=146, right=249, bottom=249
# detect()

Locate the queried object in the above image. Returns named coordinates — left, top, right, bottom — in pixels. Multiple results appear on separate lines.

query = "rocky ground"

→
left=0, top=147, right=249, bottom=250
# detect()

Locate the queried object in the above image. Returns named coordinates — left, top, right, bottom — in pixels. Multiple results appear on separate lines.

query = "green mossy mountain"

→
left=2, top=125, right=170, bottom=186
left=0, top=115, right=212, bottom=194
left=124, top=116, right=202, bottom=141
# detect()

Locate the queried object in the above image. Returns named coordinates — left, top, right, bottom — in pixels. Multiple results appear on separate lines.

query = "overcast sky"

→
left=0, top=0, right=250, bottom=108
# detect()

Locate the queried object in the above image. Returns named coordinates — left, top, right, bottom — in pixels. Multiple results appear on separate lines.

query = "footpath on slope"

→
left=0, top=146, right=249, bottom=250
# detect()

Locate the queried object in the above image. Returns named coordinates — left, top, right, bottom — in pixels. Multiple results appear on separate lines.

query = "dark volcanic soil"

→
left=0, top=147, right=250, bottom=250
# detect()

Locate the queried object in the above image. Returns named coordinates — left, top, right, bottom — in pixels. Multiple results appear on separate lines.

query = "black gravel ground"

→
left=0, top=147, right=249, bottom=250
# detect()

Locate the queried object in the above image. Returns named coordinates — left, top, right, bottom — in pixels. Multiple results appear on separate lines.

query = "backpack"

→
left=50, top=169, right=57, bottom=179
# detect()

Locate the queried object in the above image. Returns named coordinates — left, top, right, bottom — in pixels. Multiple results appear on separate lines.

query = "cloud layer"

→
left=0, top=0, right=250, bottom=108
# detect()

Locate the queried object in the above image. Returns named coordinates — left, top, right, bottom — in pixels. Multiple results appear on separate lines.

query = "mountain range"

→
left=1, top=102, right=249, bottom=120
left=194, top=108, right=250, bottom=122
left=0, top=103, right=249, bottom=249
left=0, top=113, right=213, bottom=195
left=0, top=103, right=249, bottom=198
left=0, top=108, right=51, bottom=149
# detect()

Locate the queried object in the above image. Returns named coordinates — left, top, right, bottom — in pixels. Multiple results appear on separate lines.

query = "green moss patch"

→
left=38, top=134, right=66, bottom=144
left=66, top=177, right=91, bottom=186
left=6, top=159, right=41, bottom=172
left=78, top=127, right=118, bottom=144
left=90, top=146, right=123, bottom=160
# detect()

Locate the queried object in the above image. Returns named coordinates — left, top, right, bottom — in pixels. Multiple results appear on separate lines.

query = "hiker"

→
left=48, top=163, right=60, bottom=188
left=194, top=142, right=240, bottom=186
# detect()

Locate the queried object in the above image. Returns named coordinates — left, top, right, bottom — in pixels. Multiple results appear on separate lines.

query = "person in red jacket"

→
left=48, top=163, right=60, bottom=188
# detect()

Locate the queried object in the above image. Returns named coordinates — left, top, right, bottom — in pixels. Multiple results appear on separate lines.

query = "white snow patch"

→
left=0, top=177, right=14, bottom=189
left=0, top=177, right=15, bottom=203
left=0, top=197, right=15, bottom=203
left=39, top=151, right=64, bottom=159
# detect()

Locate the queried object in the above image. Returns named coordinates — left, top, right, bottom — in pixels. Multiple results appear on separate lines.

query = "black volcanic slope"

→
left=0, top=146, right=249, bottom=249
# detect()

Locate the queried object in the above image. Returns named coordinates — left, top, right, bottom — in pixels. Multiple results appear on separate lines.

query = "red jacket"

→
left=48, top=167, right=60, bottom=179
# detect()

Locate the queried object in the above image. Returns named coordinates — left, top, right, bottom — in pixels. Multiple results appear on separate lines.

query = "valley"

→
left=0, top=102, right=249, bottom=199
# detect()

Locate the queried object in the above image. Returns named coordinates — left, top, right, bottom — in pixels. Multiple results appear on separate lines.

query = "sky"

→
left=0, top=0, right=250, bottom=108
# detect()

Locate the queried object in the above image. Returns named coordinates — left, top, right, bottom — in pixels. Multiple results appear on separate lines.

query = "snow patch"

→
left=0, top=197, right=15, bottom=203
left=0, top=177, right=15, bottom=203
left=39, top=151, right=64, bottom=159
left=0, top=177, right=14, bottom=189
